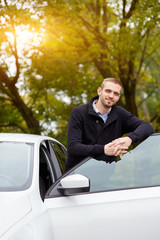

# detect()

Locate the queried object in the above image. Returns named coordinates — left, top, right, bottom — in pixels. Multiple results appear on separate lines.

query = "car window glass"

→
left=39, top=146, right=55, bottom=199
left=0, top=142, right=33, bottom=191
left=73, top=135, right=160, bottom=192
left=49, top=142, right=67, bottom=174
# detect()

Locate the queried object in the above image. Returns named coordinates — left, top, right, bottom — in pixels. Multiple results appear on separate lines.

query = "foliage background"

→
left=0, top=0, right=160, bottom=146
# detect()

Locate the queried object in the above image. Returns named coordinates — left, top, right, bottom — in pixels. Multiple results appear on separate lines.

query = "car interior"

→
left=39, top=147, right=54, bottom=200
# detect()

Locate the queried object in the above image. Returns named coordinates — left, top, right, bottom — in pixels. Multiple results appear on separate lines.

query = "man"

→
left=65, top=77, right=154, bottom=170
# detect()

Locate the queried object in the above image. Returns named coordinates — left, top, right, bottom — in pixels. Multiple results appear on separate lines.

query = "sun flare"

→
left=15, top=26, right=42, bottom=49
left=16, top=29, right=34, bottom=44
left=5, top=26, right=43, bottom=53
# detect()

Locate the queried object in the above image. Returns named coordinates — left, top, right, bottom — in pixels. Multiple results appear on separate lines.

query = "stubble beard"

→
left=102, top=99, right=115, bottom=109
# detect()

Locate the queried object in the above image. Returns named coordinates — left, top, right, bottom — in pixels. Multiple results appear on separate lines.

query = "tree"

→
left=0, top=0, right=45, bottom=134
left=0, top=0, right=160, bottom=143
left=42, top=0, right=160, bottom=117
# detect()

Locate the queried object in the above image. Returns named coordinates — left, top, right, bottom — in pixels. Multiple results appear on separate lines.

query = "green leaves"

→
left=0, top=0, right=160, bottom=144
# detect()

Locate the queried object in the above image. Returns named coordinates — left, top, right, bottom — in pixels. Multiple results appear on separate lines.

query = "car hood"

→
left=0, top=192, right=32, bottom=238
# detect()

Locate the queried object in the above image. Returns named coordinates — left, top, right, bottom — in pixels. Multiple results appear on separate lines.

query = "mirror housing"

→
left=57, top=174, right=90, bottom=196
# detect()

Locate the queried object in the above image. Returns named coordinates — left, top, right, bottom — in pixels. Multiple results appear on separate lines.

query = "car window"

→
left=49, top=142, right=67, bottom=174
left=0, top=142, right=33, bottom=191
left=72, top=135, right=160, bottom=192
left=39, top=145, right=55, bottom=199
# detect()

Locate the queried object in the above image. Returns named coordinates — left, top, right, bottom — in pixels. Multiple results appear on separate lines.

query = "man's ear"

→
left=97, top=87, right=101, bottom=96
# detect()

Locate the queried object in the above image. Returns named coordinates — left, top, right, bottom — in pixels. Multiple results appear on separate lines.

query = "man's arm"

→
left=67, top=108, right=104, bottom=157
left=120, top=108, right=154, bottom=143
left=110, top=110, right=154, bottom=153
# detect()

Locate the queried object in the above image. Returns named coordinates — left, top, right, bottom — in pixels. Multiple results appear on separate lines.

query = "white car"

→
left=0, top=133, right=160, bottom=240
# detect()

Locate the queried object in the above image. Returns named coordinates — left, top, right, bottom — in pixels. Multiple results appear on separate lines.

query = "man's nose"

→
left=108, top=92, right=114, bottom=97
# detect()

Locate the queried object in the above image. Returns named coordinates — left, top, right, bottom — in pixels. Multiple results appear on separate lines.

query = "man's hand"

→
left=104, top=141, right=128, bottom=157
left=111, top=136, right=132, bottom=149
left=104, top=137, right=132, bottom=157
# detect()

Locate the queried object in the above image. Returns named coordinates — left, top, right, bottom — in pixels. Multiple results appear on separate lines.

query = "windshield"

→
left=0, top=142, right=34, bottom=191
left=73, top=135, right=160, bottom=192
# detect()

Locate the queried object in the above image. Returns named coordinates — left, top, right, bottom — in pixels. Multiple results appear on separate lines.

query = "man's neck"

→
left=95, top=100, right=111, bottom=115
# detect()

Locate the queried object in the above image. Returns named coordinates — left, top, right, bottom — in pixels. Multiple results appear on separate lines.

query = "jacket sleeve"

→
left=121, top=109, right=154, bottom=143
left=67, top=108, right=104, bottom=157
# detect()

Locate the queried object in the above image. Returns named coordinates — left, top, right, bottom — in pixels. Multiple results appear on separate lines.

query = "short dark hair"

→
left=100, top=78, right=122, bottom=89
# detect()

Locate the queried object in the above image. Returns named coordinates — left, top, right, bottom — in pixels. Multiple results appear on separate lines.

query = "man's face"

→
left=97, top=81, right=121, bottom=108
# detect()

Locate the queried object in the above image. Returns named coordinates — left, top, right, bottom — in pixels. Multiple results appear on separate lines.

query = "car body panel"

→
left=45, top=187, right=160, bottom=240
left=0, top=192, right=31, bottom=238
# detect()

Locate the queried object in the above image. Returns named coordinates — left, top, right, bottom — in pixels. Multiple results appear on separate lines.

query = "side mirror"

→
left=57, top=174, right=90, bottom=196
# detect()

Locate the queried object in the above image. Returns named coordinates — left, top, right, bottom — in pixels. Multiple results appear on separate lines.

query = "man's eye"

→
left=106, top=90, right=111, bottom=93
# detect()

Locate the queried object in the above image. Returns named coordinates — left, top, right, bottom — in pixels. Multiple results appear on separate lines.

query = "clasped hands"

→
left=104, top=136, right=132, bottom=157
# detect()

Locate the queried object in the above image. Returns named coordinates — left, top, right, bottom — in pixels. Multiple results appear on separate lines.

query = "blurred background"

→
left=0, top=0, right=160, bottom=146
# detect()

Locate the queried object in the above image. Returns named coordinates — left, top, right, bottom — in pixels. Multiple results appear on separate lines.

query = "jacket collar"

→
left=88, top=96, right=99, bottom=117
left=88, top=96, right=118, bottom=126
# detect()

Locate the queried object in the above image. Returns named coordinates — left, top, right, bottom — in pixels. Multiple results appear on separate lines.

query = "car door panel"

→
left=45, top=187, right=160, bottom=240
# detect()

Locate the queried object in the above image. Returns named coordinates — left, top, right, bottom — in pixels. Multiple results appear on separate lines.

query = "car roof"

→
left=0, top=133, right=58, bottom=144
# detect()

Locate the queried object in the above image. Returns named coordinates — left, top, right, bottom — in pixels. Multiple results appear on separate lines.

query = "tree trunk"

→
left=122, top=81, right=138, bottom=116
left=10, top=85, right=41, bottom=134
left=0, top=67, right=41, bottom=134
